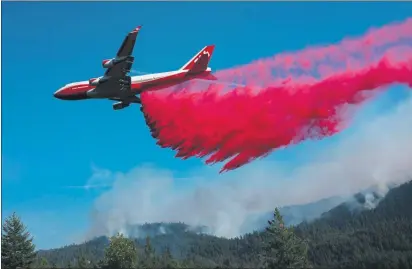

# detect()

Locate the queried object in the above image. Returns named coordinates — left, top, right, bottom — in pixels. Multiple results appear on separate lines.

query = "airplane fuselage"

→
left=53, top=26, right=215, bottom=110
left=53, top=68, right=213, bottom=101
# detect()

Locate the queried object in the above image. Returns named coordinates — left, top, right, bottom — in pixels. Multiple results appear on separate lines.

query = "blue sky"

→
left=2, top=2, right=412, bottom=249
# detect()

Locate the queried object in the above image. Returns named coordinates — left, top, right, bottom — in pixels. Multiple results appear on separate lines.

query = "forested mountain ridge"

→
left=296, top=179, right=412, bottom=268
left=37, top=180, right=412, bottom=268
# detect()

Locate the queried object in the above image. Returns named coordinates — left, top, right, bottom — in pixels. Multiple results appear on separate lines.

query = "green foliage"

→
left=1, top=212, right=37, bottom=269
left=139, top=236, right=160, bottom=268
left=76, top=255, right=89, bottom=268
left=101, top=233, right=137, bottom=269
left=160, top=246, right=180, bottom=268
left=262, top=208, right=310, bottom=268
left=40, top=257, right=49, bottom=267
left=295, top=180, right=412, bottom=269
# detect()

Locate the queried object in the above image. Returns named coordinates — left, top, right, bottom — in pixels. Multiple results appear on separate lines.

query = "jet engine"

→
left=102, top=56, right=134, bottom=69
left=102, top=59, right=115, bottom=68
left=89, top=76, right=110, bottom=86
left=113, top=101, right=130, bottom=110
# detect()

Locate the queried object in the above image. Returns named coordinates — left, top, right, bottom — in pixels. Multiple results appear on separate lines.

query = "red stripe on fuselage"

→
left=55, top=70, right=211, bottom=101
left=70, top=84, right=95, bottom=92
left=131, top=70, right=211, bottom=93
left=54, top=84, right=94, bottom=100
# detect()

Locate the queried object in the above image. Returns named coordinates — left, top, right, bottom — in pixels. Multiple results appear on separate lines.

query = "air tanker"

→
left=54, top=26, right=216, bottom=110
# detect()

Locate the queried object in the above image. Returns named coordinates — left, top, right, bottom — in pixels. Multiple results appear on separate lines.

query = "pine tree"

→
left=161, top=246, right=179, bottom=268
left=102, top=233, right=137, bottom=269
left=140, top=236, right=158, bottom=268
left=144, top=236, right=155, bottom=258
left=1, top=212, right=37, bottom=269
left=262, top=208, right=311, bottom=268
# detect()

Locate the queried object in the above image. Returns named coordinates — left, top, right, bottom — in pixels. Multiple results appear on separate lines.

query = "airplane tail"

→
left=180, top=45, right=215, bottom=74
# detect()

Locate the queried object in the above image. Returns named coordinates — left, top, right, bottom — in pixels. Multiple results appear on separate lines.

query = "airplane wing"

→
left=104, top=26, right=142, bottom=78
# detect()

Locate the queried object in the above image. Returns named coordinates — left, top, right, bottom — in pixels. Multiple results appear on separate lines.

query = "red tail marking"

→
left=180, top=45, right=215, bottom=72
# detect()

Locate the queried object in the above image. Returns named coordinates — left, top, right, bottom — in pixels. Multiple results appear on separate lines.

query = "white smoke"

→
left=85, top=92, right=412, bottom=240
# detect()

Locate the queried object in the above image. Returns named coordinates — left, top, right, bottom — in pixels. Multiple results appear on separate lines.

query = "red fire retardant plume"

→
left=140, top=18, right=412, bottom=173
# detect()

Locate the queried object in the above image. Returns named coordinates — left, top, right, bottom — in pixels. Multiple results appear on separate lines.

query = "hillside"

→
left=38, top=180, right=412, bottom=268
left=296, top=179, right=412, bottom=268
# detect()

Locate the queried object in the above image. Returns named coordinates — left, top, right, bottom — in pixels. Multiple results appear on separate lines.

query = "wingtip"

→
left=131, top=25, right=142, bottom=33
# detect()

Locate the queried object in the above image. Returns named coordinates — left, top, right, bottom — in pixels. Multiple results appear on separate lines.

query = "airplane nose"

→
left=54, top=89, right=65, bottom=99
left=53, top=90, right=61, bottom=98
